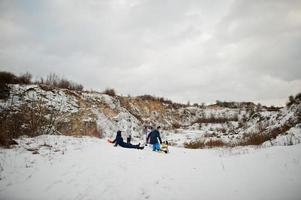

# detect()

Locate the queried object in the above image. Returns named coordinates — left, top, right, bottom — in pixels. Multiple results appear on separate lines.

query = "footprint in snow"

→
left=140, top=189, right=151, bottom=199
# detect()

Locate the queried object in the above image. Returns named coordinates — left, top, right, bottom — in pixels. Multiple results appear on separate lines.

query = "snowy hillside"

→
left=1, top=84, right=301, bottom=200
left=1, top=84, right=300, bottom=148
left=1, top=135, right=301, bottom=200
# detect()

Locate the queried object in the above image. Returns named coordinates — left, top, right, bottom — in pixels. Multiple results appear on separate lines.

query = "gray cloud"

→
left=1, top=0, right=300, bottom=106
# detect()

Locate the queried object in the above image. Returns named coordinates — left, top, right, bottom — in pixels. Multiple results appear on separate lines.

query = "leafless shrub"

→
left=0, top=84, right=10, bottom=99
left=295, top=93, right=301, bottom=101
left=103, top=88, right=116, bottom=96
left=57, top=79, right=83, bottom=91
left=205, top=139, right=226, bottom=148
left=184, top=139, right=227, bottom=149
left=286, top=95, right=295, bottom=107
left=236, top=123, right=292, bottom=146
left=36, top=73, right=83, bottom=91
left=184, top=140, right=206, bottom=149
left=172, top=122, right=181, bottom=129
left=0, top=71, right=17, bottom=84
left=286, top=93, right=301, bottom=107
left=38, top=84, right=55, bottom=91
left=18, top=72, right=32, bottom=84
left=0, top=71, right=83, bottom=91
left=137, top=95, right=186, bottom=109
left=268, top=124, right=291, bottom=139
left=215, top=101, right=256, bottom=109
left=0, top=98, right=63, bottom=147
left=237, top=133, right=268, bottom=146
left=0, top=71, right=32, bottom=85
left=192, top=116, right=239, bottom=124
left=0, top=108, right=19, bottom=147
left=138, top=95, right=151, bottom=101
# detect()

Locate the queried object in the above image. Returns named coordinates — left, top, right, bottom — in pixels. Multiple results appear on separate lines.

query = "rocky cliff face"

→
left=1, top=84, right=300, bottom=147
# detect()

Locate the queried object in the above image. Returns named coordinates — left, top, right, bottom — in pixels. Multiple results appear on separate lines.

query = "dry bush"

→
left=0, top=108, right=28, bottom=138
left=265, top=106, right=281, bottom=111
left=139, top=95, right=158, bottom=102
left=184, top=140, right=206, bottom=149
left=17, top=72, right=32, bottom=84
left=237, top=133, right=268, bottom=146
left=0, top=107, right=30, bottom=147
left=0, top=84, right=10, bottom=99
left=0, top=72, right=16, bottom=99
left=269, top=124, right=291, bottom=139
left=22, top=102, right=49, bottom=136
left=38, top=84, right=55, bottom=91
left=0, top=98, right=63, bottom=147
left=158, top=97, right=172, bottom=104
left=286, top=93, right=301, bottom=107
left=103, top=88, right=116, bottom=96
left=184, top=139, right=227, bottom=149
left=205, top=139, right=227, bottom=148
left=0, top=133, right=18, bottom=148
left=286, top=95, right=295, bottom=107
left=295, top=93, right=301, bottom=101
left=192, top=116, right=238, bottom=124
left=237, top=123, right=292, bottom=146
left=137, top=95, right=186, bottom=109
left=58, top=79, right=83, bottom=91
left=172, top=122, right=181, bottom=129
left=215, top=101, right=256, bottom=109
left=36, top=73, right=83, bottom=91
left=0, top=108, right=18, bottom=147
left=0, top=71, right=17, bottom=84
left=1, top=71, right=83, bottom=91
left=0, top=71, right=32, bottom=85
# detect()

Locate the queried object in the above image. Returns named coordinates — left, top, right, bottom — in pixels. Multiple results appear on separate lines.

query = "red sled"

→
left=107, top=139, right=113, bottom=143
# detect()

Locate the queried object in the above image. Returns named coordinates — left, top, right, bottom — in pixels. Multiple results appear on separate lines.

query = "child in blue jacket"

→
left=147, top=126, right=162, bottom=151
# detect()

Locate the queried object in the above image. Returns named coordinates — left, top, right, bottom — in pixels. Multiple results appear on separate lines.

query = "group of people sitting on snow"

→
left=110, top=126, right=163, bottom=151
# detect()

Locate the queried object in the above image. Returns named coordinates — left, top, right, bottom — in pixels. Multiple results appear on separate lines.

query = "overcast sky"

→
left=1, top=0, right=300, bottom=106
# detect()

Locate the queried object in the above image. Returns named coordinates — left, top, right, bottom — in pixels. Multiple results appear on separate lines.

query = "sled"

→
left=159, top=142, right=169, bottom=154
left=107, top=139, right=113, bottom=143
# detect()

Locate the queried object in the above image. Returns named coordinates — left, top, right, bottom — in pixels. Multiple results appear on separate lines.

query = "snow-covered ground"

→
left=1, top=135, right=301, bottom=200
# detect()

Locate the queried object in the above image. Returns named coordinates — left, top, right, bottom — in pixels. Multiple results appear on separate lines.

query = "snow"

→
left=163, top=129, right=203, bottom=147
left=0, top=84, right=79, bottom=113
left=82, top=92, right=119, bottom=110
left=1, top=135, right=301, bottom=200
left=91, top=108, right=118, bottom=138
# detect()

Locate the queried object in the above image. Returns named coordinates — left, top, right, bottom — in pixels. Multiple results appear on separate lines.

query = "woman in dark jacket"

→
left=112, top=131, right=144, bottom=149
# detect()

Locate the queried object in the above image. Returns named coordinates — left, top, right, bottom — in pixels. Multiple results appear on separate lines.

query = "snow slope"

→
left=1, top=135, right=301, bottom=200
